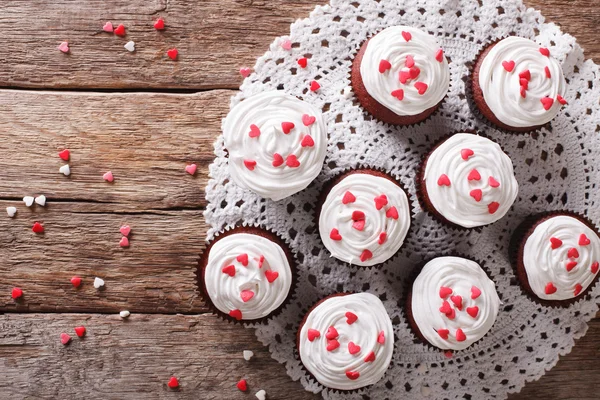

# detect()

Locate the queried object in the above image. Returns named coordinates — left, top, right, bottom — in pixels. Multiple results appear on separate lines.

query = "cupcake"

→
left=297, top=293, right=394, bottom=391
left=198, top=226, right=295, bottom=322
left=317, top=170, right=412, bottom=267
left=418, top=133, right=519, bottom=229
left=513, top=213, right=600, bottom=305
left=351, top=26, right=450, bottom=125
left=222, top=91, right=327, bottom=201
left=472, top=36, right=567, bottom=132
left=407, top=256, right=500, bottom=351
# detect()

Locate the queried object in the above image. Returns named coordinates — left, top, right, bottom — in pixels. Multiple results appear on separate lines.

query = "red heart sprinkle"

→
left=467, top=169, right=481, bottom=181
left=310, top=80, right=320, bottom=92
left=71, top=277, right=82, bottom=288
left=286, top=154, right=300, bottom=168
left=439, top=300, right=452, bottom=314
left=489, top=176, right=500, bottom=188
left=114, top=24, right=126, bottom=37
left=470, top=189, right=483, bottom=202
left=471, top=286, right=481, bottom=299
left=502, top=60, right=515, bottom=72
left=272, top=153, right=284, bottom=167
left=11, top=287, right=23, bottom=300
left=222, top=265, right=235, bottom=277
left=154, top=18, right=165, bottom=30
left=302, top=114, right=316, bottom=126
left=488, top=202, right=500, bottom=214
left=281, top=122, right=295, bottom=134
left=236, top=253, right=249, bottom=267
left=243, top=159, right=257, bottom=170
left=545, top=282, right=557, bottom=295
left=74, top=326, right=86, bottom=338
left=330, top=228, right=342, bottom=241
left=401, top=31, right=412, bottom=41
left=307, top=329, right=320, bottom=342
left=119, top=237, right=129, bottom=248
left=435, top=48, right=444, bottom=63
left=364, top=351, right=376, bottom=362
left=574, top=284, right=583, bottom=297
left=539, top=47, right=550, bottom=57
left=249, top=124, right=261, bottom=138
left=325, top=326, right=339, bottom=340
left=414, top=81, right=428, bottom=95
left=519, top=70, right=531, bottom=80
left=301, top=135, right=314, bottom=147
left=541, top=97, right=554, bottom=110
left=451, top=295, right=463, bottom=310
left=240, top=290, right=255, bottom=302
left=374, top=194, right=388, bottom=210
left=437, top=174, right=451, bottom=186
left=455, top=328, right=466, bottom=342
left=120, top=225, right=131, bottom=237
left=591, top=262, right=599, bottom=274
left=566, top=261, right=578, bottom=272
left=437, top=329, right=449, bottom=339
left=444, top=351, right=453, bottom=358
left=265, top=270, right=279, bottom=283
left=439, top=286, right=452, bottom=298
left=579, top=234, right=591, bottom=246
left=520, top=78, right=529, bottom=90
left=326, top=339, right=340, bottom=351
left=568, top=247, right=580, bottom=258
left=405, top=55, right=415, bottom=68
left=346, top=371, right=360, bottom=380
left=167, top=48, right=178, bottom=60
left=59, top=149, right=70, bottom=161
left=257, top=255, right=265, bottom=268
left=352, top=210, right=365, bottom=221
left=379, top=59, right=392, bottom=73
left=348, top=342, right=361, bottom=355
left=240, top=67, right=251, bottom=77
left=342, top=191, right=356, bottom=204
left=60, top=333, right=72, bottom=345
left=352, top=220, right=366, bottom=231
left=237, top=379, right=248, bottom=392
left=377, top=331, right=385, bottom=344
left=167, top=377, right=179, bottom=389
left=446, top=308, right=456, bottom=320
left=544, top=66, right=551, bottom=79
left=398, top=70, right=410, bottom=84
left=409, top=67, right=421, bottom=80
left=345, top=312, right=358, bottom=324
left=461, top=148, right=474, bottom=160
left=378, top=232, right=387, bottom=245
left=386, top=206, right=399, bottom=220
left=298, top=57, right=308, bottom=68
left=229, top=309, right=242, bottom=320
left=557, top=95, right=568, bottom=105
left=467, top=306, right=479, bottom=318
left=360, top=249, right=373, bottom=262
left=520, top=87, right=527, bottom=98
left=391, top=89, right=404, bottom=100
left=550, top=237, right=563, bottom=249
left=32, top=222, right=44, bottom=234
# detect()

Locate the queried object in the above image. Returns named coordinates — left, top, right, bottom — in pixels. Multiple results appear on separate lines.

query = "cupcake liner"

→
left=508, top=210, right=600, bottom=309
left=313, top=165, right=417, bottom=270
left=196, top=223, right=299, bottom=326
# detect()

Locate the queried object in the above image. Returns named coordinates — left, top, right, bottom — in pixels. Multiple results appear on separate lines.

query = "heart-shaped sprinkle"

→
left=23, top=196, right=34, bottom=207
left=591, top=262, right=599, bottom=274
left=360, top=249, right=373, bottom=262
left=579, top=234, right=591, bottom=246
left=281, top=122, right=295, bottom=134
left=103, top=22, right=114, bottom=33
left=574, top=284, right=583, bottom=297
left=520, top=78, right=529, bottom=90
left=58, top=42, right=69, bottom=53
left=568, top=247, right=579, bottom=258
left=222, top=265, right=235, bottom=277
left=265, top=270, right=279, bottom=283
left=541, top=96, right=554, bottom=110
left=377, top=331, right=385, bottom=344
left=114, top=24, right=126, bottom=36
left=244, top=160, right=257, bottom=170
left=167, top=48, right=178, bottom=60
left=59, top=165, right=71, bottom=176
left=257, top=254, right=265, bottom=268
left=386, top=206, right=399, bottom=220
left=154, top=18, right=165, bottom=30
left=345, top=311, right=358, bottom=325
left=32, top=222, right=44, bottom=234
left=437, top=329, right=449, bottom=339
left=439, top=300, right=452, bottom=314
left=405, top=55, right=415, bottom=68
left=298, top=57, right=308, bottom=68
left=471, top=286, right=481, bottom=299
left=71, top=276, right=82, bottom=288
left=414, top=81, right=428, bottom=95
left=435, top=48, right=444, bottom=63
left=409, top=66, right=421, bottom=80
left=446, top=308, right=456, bottom=320
left=326, top=339, right=340, bottom=351
left=401, top=31, right=412, bottom=41
left=468, top=169, right=481, bottom=181
left=470, top=189, right=483, bottom=202
left=229, top=309, right=242, bottom=320
left=74, top=326, right=86, bottom=338
left=237, top=379, right=248, bottom=392
left=325, top=326, right=339, bottom=340
left=346, top=371, right=360, bottom=380
left=489, top=176, right=500, bottom=188
left=348, top=342, right=361, bottom=355
left=557, top=95, right=568, bottom=105
left=545, top=282, right=557, bottom=295
left=93, top=277, right=105, bottom=289
left=539, top=47, right=550, bottom=57
left=520, top=87, right=527, bottom=98
left=35, top=195, right=46, bottom=207
left=119, top=237, right=129, bottom=248
left=119, top=310, right=130, bottom=318
left=59, top=149, right=70, bottom=161
left=240, top=290, right=255, bottom=302
left=467, top=306, right=479, bottom=318
left=240, top=67, right=252, bottom=78
left=124, top=41, right=135, bottom=52
left=374, top=194, right=388, bottom=210
left=352, top=220, right=365, bottom=231
left=103, top=171, right=114, bottom=182
left=307, top=329, right=321, bottom=341
left=60, top=333, right=72, bottom=345
left=450, top=295, right=463, bottom=310
left=281, top=39, right=292, bottom=50
left=444, top=351, right=453, bottom=358
left=544, top=65, right=551, bottom=79
left=379, top=59, right=392, bottom=73
left=167, top=377, right=179, bottom=389
left=391, top=89, right=404, bottom=100
left=272, top=153, right=284, bottom=167
left=185, top=164, right=197, bottom=176
left=342, top=191, right=356, bottom=204
left=566, top=261, right=578, bottom=272
left=519, top=70, right=531, bottom=80
left=120, top=225, right=131, bottom=237
left=437, top=174, right=451, bottom=186
left=255, top=389, right=267, bottom=400
left=488, top=202, right=500, bottom=214
left=11, top=287, right=23, bottom=300
left=364, top=351, right=376, bottom=362
left=439, top=286, right=452, bottom=298
left=302, top=114, right=316, bottom=126
left=310, top=80, right=320, bottom=92
left=378, top=232, right=387, bottom=245
left=6, top=207, right=16, bottom=218
left=236, top=253, right=249, bottom=266
left=550, top=237, right=563, bottom=249
left=455, top=328, right=466, bottom=342
left=286, top=154, right=300, bottom=168
left=502, top=60, right=515, bottom=72
left=461, top=148, right=474, bottom=160
left=301, top=135, right=314, bottom=147
left=398, top=70, right=410, bottom=84
left=330, top=228, right=342, bottom=241
left=352, top=210, right=365, bottom=221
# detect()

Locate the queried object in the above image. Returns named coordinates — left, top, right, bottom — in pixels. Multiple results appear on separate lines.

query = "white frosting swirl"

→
left=423, top=133, right=519, bottom=228
left=360, top=26, right=450, bottom=116
left=204, top=232, right=293, bottom=320
left=319, top=173, right=411, bottom=267
left=223, top=91, right=327, bottom=201
left=523, top=216, right=600, bottom=300
left=299, top=293, right=394, bottom=390
left=478, top=36, right=566, bottom=128
left=411, top=257, right=500, bottom=351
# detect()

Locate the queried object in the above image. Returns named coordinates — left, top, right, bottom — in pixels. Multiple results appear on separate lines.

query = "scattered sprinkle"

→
left=255, top=389, right=267, bottom=400
left=32, top=222, right=44, bottom=234
left=60, top=332, right=72, bottom=345
left=342, top=86, right=353, bottom=99
left=11, top=287, right=23, bottom=300
left=23, top=196, right=34, bottom=207
left=34, top=195, right=46, bottom=207
left=58, top=42, right=70, bottom=54
left=119, top=236, right=130, bottom=248
left=102, top=22, right=114, bottom=33
left=401, top=31, right=412, bottom=41
left=114, top=24, right=126, bottom=37
left=103, top=171, right=114, bottom=182
left=71, top=276, right=82, bottom=288
left=501, top=60, right=515, bottom=72
left=280, top=39, right=292, bottom=51
left=93, top=277, right=105, bottom=289
left=239, top=67, right=252, bottom=78
left=59, top=149, right=70, bottom=161
left=74, top=326, right=86, bottom=338
left=416, top=363, right=428, bottom=373
left=421, top=384, right=432, bottom=396
left=59, top=165, right=71, bottom=176
left=167, top=377, right=179, bottom=389
left=6, top=207, right=16, bottom=218
left=310, top=80, right=321, bottom=92
left=243, top=350, right=254, bottom=361
left=124, top=41, right=135, bottom=52
left=120, top=225, right=131, bottom=237
left=154, top=18, right=165, bottom=30
left=167, top=48, right=178, bottom=60
left=298, top=57, right=308, bottom=68
left=237, top=379, right=248, bottom=392
left=120, top=310, right=130, bottom=318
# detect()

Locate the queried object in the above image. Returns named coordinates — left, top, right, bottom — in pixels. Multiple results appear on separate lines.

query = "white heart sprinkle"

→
left=119, top=310, right=130, bottom=318
left=6, top=207, right=17, bottom=218
left=255, top=389, right=266, bottom=400
left=421, top=385, right=432, bottom=396
left=35, top=195, right=47, bottom=207
left=343, top=86, right=353, bottom=99
left=243, top=350, right=254, bottom=361
left=59, top=164, right=71, bottom=176
left=23, top=196, right=34, bottom=207
left=93, top=277, right=105, bottom=289
left=124, top=41, right=135, bottom=52
left=416, top=363, right=428, bottom=373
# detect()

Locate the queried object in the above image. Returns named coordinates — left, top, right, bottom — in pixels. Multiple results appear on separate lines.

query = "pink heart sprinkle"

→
left=239, top=67, right=252, bottom=78
left=379, top=59, right=392, bottom=73
left=405, top=55, right=415, bottom=68
left=61, top=333, right=72, bottom=345
left=502, top=60, right=515, bottom=72
left=414, top=81, right=428, bottom=95
left=103, top=22, right=114, bottom=33
left=272, top=153, right=284, bottom=167
left=302, top=114, right=316, bottom=126
left=391, top=89, right=404, bottom=100
left=58, top=42, right=69, bottom=53
left=103, top=171, right=114, bottom=182
left=301, top=135, right=314, bottom=147
left=185, top=164, right=197, bottom=175
left=249, top=124, right=261, bottom=138
left=240, top=290, right=255, bottom=302
left=401, top=31, right=412, bottom=41
left=120, top=237, right=130, bottom=248
left=120, top=225, right=131, bottom=237
left=281, top=39, right=292, bottom=50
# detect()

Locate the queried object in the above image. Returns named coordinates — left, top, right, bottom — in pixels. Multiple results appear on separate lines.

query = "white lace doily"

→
left=204, top=0, right=600, bottom=398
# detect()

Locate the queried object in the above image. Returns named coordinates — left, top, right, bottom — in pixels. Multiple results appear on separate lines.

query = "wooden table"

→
left=0, top=1, right=598, bottom=398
